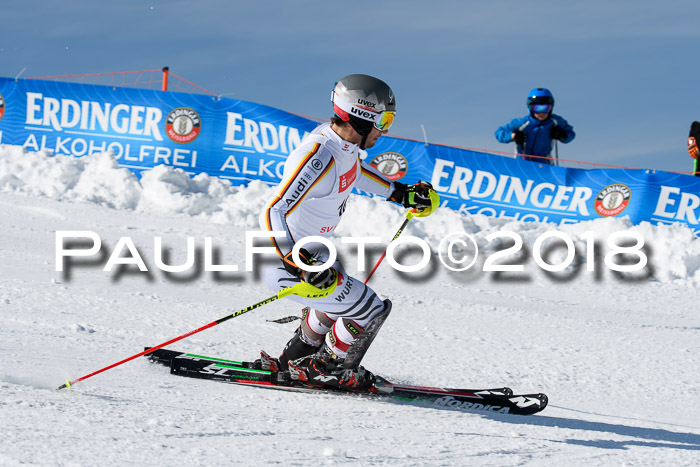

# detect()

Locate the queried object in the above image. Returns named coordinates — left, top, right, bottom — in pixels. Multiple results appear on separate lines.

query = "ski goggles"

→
left=374, top=110, right=396, bottom=131
left=332, top=92, right=396, bottom=131
left=531, top=104, right=552, bottom=114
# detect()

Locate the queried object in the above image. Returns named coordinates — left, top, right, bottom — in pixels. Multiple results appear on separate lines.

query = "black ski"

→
left=145, top=348, right=548, bottom=416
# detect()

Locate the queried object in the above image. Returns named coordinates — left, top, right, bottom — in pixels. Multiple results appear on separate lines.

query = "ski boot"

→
left=277, top=327, right=322, bottom=372
left=288, top=345, right=376, bottom=391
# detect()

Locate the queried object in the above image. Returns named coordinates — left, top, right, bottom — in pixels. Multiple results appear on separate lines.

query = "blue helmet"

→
left=527, top=88, right=554, bottom=109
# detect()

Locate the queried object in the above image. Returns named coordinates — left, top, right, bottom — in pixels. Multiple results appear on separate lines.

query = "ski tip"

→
left=506, top=392, right=549, bottom=415
left=522, top=393, right=548, bottom=415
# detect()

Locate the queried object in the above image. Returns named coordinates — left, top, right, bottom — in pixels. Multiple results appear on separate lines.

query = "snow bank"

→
left=0, top=145, right=141, bottom=209
left=2, top=145, right=699, bottom=283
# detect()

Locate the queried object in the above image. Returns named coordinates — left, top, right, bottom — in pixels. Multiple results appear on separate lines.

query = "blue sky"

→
left=3, top=1, right=700, bottom=173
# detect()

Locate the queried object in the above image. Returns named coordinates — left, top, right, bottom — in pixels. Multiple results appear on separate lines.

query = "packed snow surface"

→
left=1, top=145, right=699, bottom=466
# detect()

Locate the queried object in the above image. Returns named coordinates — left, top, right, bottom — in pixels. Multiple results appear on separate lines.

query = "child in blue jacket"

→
left=495, top=88, right=575, bottom=164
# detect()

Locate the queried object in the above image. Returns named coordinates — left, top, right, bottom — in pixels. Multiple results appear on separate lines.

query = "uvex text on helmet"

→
left=331, top=74, right=396, bottom=136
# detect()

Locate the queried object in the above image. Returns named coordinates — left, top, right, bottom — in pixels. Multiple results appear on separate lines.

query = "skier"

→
left=257, top=74, right=437, bottom=391
left=495, top=88, right=575, bottom=165
left=688, top=121, right=700, bottom=176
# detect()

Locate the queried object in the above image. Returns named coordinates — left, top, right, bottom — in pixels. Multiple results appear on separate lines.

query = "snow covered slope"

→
left=1, top=146, right=699, bottom=466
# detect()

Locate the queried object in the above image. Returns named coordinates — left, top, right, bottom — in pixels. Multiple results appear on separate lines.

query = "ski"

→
left=145, top=348, right=548, bottom=416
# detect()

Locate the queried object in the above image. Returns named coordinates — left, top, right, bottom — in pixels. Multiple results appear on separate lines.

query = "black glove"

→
left=282, top=248, right=336, bottom=289
left=550, top=126, right=567, bottom=142
left=512, top=130, right=526, bottom=146
left=389, top=181, right=435, bottom=210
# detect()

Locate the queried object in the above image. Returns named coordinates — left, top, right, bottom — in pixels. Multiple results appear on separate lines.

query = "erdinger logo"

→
left=594, top=184, right=631, bottom=217
left=166, top=107, right=201, bottom=143
left=369, top=152, right=408, bottom=181
left=0, top=93, right=5, bottom=121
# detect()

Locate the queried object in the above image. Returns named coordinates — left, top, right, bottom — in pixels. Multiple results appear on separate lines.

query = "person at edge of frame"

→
left=688, top=121, right=700, bottom=176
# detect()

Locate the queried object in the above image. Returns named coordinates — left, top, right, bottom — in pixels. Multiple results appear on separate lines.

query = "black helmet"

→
left=331, top=74, right=396, bottom=141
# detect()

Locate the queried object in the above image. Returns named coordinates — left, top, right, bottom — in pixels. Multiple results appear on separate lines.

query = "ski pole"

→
left=363, top=188, right=440, bottom=284
left=514, top=121, right=530, bottom=159
left=57, top=279, right=337, bottom=390
left=363, top=211, right=414, bottom=284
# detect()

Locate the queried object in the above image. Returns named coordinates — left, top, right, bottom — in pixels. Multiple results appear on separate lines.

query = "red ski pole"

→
left=363, top=188, right=440, bottom=283
left=57, top=279, right=336, bottom=390
left=363, top=211, right=414, bottom=284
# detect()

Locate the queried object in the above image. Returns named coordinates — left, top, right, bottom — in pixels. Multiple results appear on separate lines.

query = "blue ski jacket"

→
left=495, top=114, right=575, bottom=164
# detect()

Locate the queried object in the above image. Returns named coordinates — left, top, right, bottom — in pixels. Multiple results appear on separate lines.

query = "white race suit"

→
left=258, top=122, right=396, bottom=356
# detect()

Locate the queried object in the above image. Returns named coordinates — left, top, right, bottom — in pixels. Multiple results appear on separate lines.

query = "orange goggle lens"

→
left=375, top=111, right=395, bottom=131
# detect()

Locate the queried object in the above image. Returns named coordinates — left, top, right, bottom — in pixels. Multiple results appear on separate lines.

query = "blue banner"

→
left=1, top=77, right=699, bottom=235
left=0, top=77, right=318, bottom=185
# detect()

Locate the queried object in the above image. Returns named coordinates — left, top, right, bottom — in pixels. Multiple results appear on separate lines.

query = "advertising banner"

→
left=1, top=77, right=699, bottom=235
